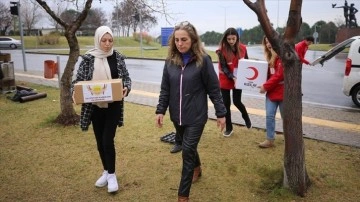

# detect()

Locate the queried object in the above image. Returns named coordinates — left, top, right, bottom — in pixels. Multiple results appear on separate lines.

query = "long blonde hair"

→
left=166, top=21, right=206, bottom=67
left=262, top=36, right=278, bottom=68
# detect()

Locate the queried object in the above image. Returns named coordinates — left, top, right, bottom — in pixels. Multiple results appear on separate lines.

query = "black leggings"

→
left=173, top=123, right=204, bottom=197
left=91, top=102, right=121, bottom=174
left=221, top=88, right=250, bottom=131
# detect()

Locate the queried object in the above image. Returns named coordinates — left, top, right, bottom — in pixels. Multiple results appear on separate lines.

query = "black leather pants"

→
left=173, top=123, right=205, bottom=197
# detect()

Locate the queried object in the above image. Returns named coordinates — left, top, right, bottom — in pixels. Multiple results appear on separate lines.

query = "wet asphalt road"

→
left=2, top=46, right=358, bottom=110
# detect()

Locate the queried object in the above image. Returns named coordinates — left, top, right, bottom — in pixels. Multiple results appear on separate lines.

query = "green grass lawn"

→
left=0, top=81, right=359, bottom=202
left=14, top=36, right=337, bottom=61
left=15, top=35, right=218, bottom=60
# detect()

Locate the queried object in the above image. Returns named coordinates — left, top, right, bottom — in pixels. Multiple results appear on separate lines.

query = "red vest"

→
left=263, top=57, right=284, bottom=101
left=218, top=44, right=247, bottom=89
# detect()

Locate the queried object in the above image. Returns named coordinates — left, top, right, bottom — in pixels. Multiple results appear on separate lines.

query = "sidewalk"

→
left=14, top=71, right=360, bottom=148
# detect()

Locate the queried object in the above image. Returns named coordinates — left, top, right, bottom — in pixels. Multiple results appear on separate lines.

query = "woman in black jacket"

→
left=155, top=21, right=226, bottom=202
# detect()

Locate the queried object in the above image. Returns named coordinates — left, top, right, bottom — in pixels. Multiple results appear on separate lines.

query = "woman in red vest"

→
left=216, top=27, right=252, bottom=137
left=295, top=36, right=314, bottom=66
left=258, top=36, right=284, bottom=148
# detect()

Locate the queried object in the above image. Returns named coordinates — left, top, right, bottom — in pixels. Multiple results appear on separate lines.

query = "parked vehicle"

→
left=312, top=36, right=360, bottom=107
left=0, top=37, right=22, bottom=49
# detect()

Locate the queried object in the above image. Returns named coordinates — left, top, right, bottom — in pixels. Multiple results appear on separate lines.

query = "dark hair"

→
left=305, top=36, right=315, bottom=43
left=218, top=27, right=241, bottom=61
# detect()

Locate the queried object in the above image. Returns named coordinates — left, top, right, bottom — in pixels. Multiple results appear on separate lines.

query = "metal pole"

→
left=224, top=8, right=227, bottom=30
left=116, top=0, right=120, bottom=45
left=57, top=55, right=61, bottom=88
left=139, top=8, right=143, bottom=57
left=17, top=0, right=27, bottom=72
left=220, top=6, right=229, bottom=30
left=277, top=0, right=279, bottom=29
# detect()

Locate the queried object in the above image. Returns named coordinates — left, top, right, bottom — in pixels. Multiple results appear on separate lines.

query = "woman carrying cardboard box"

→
left=216, top=27, right=252, bottom=137
left=71, top=26, right=131, bottom=193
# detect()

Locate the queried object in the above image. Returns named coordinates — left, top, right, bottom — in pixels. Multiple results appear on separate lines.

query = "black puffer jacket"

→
left=156, top=55, right=226, bottom=126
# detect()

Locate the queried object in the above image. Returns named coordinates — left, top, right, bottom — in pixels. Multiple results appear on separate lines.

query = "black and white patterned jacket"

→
left=71, top=50, right=132, bottom=131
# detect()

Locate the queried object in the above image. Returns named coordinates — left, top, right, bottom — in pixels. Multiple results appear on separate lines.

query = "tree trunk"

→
left=281, top=43, right=311, bottom=196
left=54, top=31, right=80, bottom=125
left=35, top=0, right=94, bottom=125
left=243, top=0, right=311, bottom=197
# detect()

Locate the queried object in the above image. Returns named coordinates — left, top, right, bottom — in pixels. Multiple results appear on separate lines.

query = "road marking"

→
left=131, top=89, right=159, bottom=98
left=242, top=106, right=359, bottom=132
left=130, top=89, right=360, bottom=132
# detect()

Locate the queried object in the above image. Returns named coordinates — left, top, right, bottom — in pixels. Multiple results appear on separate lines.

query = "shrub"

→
left=38, top=32, right=61, bottom=45
left=132, top=32, right=153, bottom=45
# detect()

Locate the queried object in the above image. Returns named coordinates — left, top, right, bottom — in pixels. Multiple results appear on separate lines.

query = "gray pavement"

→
left=13, top=70, right=360, bottom=148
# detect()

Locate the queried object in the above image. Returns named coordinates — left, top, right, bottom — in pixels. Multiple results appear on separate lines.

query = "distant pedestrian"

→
left=71, top=25, right=132, bottom=193
left=295, top=36, right=314, bottom=66
left=155, top=21, right=226, bottom=202
left=216, top=27, right=252, bottom=137
left=258, top=36, right=284, bottom=148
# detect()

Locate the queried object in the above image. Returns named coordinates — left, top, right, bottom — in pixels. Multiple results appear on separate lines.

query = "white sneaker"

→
left=107, top=173, right=119, bottom=193
left=95, top=170, right=108, bottom=187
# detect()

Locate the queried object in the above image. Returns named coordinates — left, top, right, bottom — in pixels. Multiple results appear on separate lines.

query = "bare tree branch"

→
left=0, top=2, right=13, bottom=35
left=243, top=0, right=280, bottom=52
left=36, top=0, right=69, bottom=29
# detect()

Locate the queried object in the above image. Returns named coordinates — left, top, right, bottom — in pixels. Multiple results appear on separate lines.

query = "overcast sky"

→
left=89, top=0, right=355, bottom=36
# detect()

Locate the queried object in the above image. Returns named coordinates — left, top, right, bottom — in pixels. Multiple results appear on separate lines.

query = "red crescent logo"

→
left=246, top=66, right=259, bottom=80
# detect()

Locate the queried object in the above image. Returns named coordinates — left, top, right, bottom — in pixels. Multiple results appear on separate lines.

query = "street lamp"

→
left=313, top=25, right=321, bottom=44
left=10, top=1, right=27, bottom=72
left=220, top=6, right=230, bottom=30
left=139, top=9, right=143, bottom=57
left=116, top=0, right=120, bottom=45
left=276, top=0, right=280, bottom=29
left=132, top=6, right=144, bottom=57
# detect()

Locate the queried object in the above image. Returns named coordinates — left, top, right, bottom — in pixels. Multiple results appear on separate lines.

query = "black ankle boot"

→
left=170, top=144, right=182, bottom=153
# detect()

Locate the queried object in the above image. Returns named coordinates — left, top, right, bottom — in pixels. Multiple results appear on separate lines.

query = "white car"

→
left=0, top=37, right=22, bottom=49
left=312, top=36, right=360, bottom=107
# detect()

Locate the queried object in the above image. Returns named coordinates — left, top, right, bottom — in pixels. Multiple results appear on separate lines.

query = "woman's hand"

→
left=233, top=77, right=237, bottom=88
left=72, top=92, right=76, bottom=104
left=259, top=85, right=266, bottom=94
left=155, top=114, right=164, bottom=128
left=122, top=87, right=128, bottom=97
left=217, top=117, right=226, bottom=132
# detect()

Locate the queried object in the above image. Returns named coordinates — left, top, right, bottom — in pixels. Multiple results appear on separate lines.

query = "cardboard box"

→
left=235, top=59, right=268, bottom=91
left=73, top=79, right=123, bottom=104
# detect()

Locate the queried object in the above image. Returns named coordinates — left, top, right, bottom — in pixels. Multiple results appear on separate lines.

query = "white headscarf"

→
left=86, top=26, right=114, bottom=81
left=86, top=26, right=114, bottom=108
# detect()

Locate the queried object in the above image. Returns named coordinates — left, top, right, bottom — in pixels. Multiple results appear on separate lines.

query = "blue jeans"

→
left=265, top=96, right=283, bottom=140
